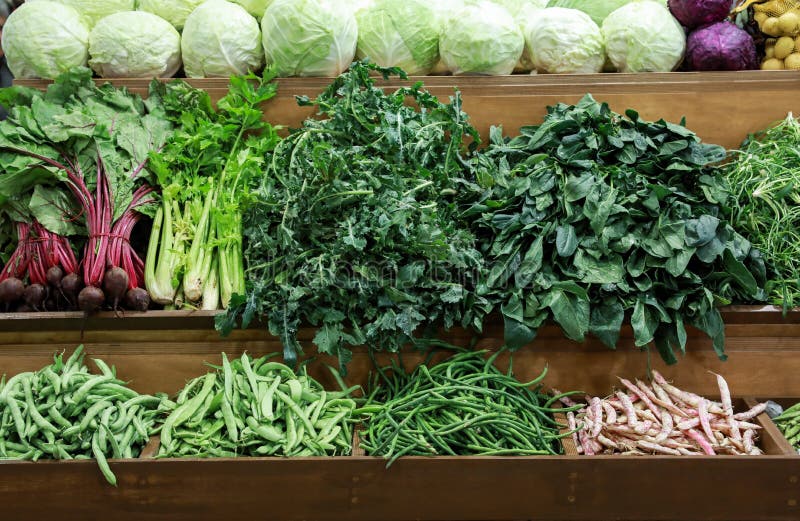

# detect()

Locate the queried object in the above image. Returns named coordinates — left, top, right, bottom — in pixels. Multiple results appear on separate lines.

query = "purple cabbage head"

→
left=685, top=21, right=758, bottom=71
left=668, top=0, right=731, bottom=28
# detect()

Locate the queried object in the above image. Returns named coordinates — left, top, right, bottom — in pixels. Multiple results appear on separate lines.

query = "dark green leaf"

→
left=546, top=288, right=589, bottom=342
left=722, top=248, right=758, bottom=294
left=692, top=308, right=727, bottom=361
left=556, top=224, right=578, bottom=257
left=685, top=215, right=719, bottom=247
left=631, top=299, right=659, bottom=347
left=590, top=299, right=624, bottom=348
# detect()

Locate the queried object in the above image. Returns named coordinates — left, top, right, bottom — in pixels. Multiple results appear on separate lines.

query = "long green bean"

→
left=358, top=349, right=574, bottom=466
left=775, top=401, right=800, bottom=452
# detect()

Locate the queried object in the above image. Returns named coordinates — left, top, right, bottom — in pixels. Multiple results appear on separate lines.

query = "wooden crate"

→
left=0, top=408, right=794, bottom=521
left=7, top=70, right=800, bottom=521
left=15, top=71, right=800, bottom=149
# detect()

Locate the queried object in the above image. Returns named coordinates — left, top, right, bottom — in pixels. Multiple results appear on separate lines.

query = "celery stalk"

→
left=144, top=196, right=186, bottom=305
left=202, top=256, right=220, bottom=311
left=183, top=187, right=215, bottom=303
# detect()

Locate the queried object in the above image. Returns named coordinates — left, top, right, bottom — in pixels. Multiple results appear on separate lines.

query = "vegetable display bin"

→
left=1, top=307, right=800, bottom=521
left=16, top=70, right=800, bottom=149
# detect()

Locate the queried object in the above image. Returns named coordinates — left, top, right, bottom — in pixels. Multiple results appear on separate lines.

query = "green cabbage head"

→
left=546, top=0, right=633, bottom=25
left=601, top=1, right=685, bottom=72
left=356, top=0, right=439, bottom=75
left=2, top=1, right=90, bottom=79
left=183, top=0, right=265, bottom=78
left=439, top=0, right=524, bottom=75
left=501, top=1, right=548, bottom=72
left=262, top=0, right=358, bottom=77
left=89, top=12, right=181, bottom=78
left=28, top=0, right=136, bottom=27
left=231, top=0, right=272, bottom=18
left=526, top=7, right=605, bottom=73
left=138, top=0, right=207, bottom=30
left=494, top=0, right=548, bottom=19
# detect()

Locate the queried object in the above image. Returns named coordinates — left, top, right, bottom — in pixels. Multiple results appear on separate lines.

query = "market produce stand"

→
left=5, top=64, right=800, bottom=521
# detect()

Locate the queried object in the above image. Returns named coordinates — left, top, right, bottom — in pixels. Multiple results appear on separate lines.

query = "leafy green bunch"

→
left=469, top=95, right=767, bottom=363
left=218, top=62, right=486, bottom=370
left=724, top=114, right=800, bottom=309
left=146, top=69, right=281, bottom=310
left=0, top=68, right=171, bottom=226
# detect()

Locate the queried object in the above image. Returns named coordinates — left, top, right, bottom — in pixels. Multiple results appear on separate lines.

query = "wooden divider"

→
left=2, top=454, right=798, bottom=521
left=1, top=308, right=800, bottom=398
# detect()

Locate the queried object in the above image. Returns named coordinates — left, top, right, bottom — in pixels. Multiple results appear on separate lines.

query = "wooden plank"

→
left=1, top=455, right=797, bottom=521
left=14, top=72, right=800, bottom=149
left=745, top=397, right=796, bottom=456
left=2, top=306, right=799, bottom=332
left=3, top=306, right=800, bottom=334
left=1, top=332, right=798, bottom=399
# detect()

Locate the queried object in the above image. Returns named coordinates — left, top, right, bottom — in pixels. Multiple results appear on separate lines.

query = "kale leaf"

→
left=218, top=62, right=487, bottom=370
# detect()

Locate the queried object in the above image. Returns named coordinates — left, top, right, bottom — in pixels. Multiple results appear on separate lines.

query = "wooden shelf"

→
left=16, top=70, right=800, bottom=149
left=1, top=306, right=800, bottom=397
left=8, top=71, right=800, bottom=520
left=0, top=306, right=798, bottom=520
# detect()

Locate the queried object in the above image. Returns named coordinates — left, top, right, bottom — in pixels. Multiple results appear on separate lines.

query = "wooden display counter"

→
left=2, top=306, right=800, bottom=397
left=0, top=307, right=799, bottom=521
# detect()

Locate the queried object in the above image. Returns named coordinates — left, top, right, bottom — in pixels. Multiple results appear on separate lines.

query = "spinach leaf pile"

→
left=218, top=63, right=486, bottom=369
left=469, top=95, right=766, bottom=363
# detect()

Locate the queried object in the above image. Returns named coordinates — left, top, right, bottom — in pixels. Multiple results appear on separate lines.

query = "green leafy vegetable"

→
left=219, top=62, right=485, bottom=369
left=0, top=67, right=172, bottom=305
left=146, top=68, right=280, bottom=309
left=469, top=94, right=766, bottom=362
left=724, top=114, right=800, bottom=309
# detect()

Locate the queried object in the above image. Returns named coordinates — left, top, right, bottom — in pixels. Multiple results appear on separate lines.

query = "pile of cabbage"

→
left=2, top=0, right=691, bottom=79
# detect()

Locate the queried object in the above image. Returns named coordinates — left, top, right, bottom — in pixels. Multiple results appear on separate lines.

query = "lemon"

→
left=763, top=17, right=783, bottom=37
left=778, top=11, right=800, bottom=34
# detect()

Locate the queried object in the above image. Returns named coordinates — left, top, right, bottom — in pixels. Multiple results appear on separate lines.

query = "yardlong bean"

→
left=358, top=349, right=573, bottom=467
